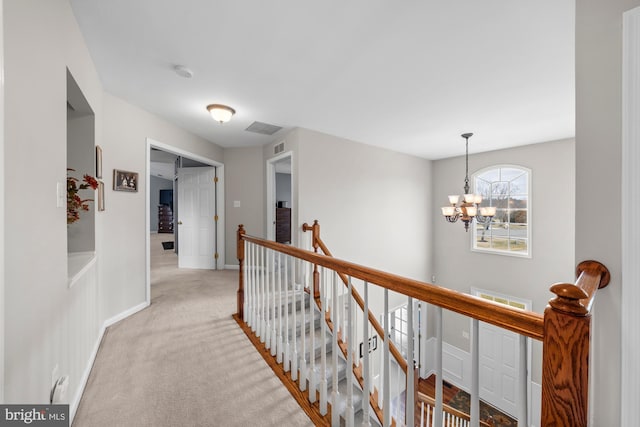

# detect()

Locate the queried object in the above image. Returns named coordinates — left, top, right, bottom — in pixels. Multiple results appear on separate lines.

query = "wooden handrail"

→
left=416, top=392, right=493, bottom=427
left=302, top=221, right=408, bottom=373
left=239, top=232, right=544, bottom=339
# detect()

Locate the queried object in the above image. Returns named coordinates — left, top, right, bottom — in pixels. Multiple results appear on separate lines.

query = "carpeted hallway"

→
left=72, top=234, right=313, bottom=427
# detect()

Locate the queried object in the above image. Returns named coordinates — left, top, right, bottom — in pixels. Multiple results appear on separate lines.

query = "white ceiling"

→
left=70, top=0, right=574, bottom=160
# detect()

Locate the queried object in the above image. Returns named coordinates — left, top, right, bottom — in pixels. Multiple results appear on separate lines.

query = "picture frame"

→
left=97, top=181, right=105, bottom=211
left=113, top=169, right=138, bottom=192
left=95, top=145, right=103, bottom=179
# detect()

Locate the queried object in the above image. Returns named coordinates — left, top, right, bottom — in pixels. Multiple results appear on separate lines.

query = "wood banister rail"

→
left=302, top=221, right=408, bottom=373
left=416, top=392, right=494, bottom=427
left=237, top=231, right=544, bottom=339
left=540, top=260, right=610, bottom=427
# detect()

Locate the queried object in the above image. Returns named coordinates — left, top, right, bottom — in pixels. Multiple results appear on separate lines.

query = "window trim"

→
left=470, top=164, right=532, bottom=258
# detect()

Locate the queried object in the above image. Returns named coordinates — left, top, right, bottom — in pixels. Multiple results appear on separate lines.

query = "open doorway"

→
left=266, top=153, right=293, bottom=244
left=145, top=138, right=225, bottom=303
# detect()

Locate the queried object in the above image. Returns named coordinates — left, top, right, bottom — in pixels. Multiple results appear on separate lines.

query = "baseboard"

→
left=69, top=323, right=105, bottom=422
left=69, top=300, right=150, bottom=423
left=104, top=301, right=149, bottom=328
left=224, top=264, right=239, bottom=270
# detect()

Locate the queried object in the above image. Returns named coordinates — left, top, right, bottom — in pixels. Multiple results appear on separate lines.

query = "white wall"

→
left=223, top=146, right=265, bottom=265
left=432, top=138, right=575, bottom=385
left=576, top=0, right=640, bottom=425
left=2, top=0, right=225, bottom=410
left=4, top=0, right=105, bottom=404
left=289, top=128, right=433, bottom=314
left=0, top=0, right=5, bottom=403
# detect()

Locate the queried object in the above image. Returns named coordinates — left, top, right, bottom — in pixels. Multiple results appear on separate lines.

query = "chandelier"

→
left=441, top=133, right=496, bottom=231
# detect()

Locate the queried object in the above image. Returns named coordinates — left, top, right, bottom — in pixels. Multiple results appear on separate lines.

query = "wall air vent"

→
left=274, top=142, right=285, bottom=155
left=245, top=121, right=283, bottom=136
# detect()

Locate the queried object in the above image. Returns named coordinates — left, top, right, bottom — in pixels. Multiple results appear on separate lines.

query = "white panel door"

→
left=479, top=322, right=518, bottom=417
left=177, top=167, right=215, bottom=269
left=473, top=288, right=531, bottom=419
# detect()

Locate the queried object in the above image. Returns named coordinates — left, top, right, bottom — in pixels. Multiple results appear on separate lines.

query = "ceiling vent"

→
left=245, top=121, right=282, bottom=136
left=274, top=142, right=285, bottom=155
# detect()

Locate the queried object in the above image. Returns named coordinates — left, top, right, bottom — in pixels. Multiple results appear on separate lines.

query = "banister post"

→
left=540, top=260, right=610, bottom=427
left=302, top=220, right=321, bottom=298
left=237, top=224, right=245, bottom=319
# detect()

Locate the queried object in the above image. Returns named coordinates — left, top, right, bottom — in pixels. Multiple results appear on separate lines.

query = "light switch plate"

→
left=233, top=200, right=241, bottom=208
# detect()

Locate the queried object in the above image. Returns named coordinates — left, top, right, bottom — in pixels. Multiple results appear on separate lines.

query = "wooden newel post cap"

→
left=238, top=224, right=245, bottom=234
left=549, top=283, right=589, bottom=315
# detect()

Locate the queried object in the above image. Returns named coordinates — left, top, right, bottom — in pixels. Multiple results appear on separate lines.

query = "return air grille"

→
left=245, top=121, right=282, bottom=136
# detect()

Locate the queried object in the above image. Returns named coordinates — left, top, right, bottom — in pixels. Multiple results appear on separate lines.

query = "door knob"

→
left=178, top=221, right=183, bottom=225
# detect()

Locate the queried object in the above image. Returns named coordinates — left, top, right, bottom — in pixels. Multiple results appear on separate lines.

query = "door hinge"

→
left=214, top=215, right=219, bottom=221
left=214, top=176, right=219, bottom=183
left=214, top=253, right=219, bottom=259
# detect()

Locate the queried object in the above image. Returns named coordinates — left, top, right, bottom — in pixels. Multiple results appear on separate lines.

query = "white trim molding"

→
left=621, top=6, right=640, bottom=426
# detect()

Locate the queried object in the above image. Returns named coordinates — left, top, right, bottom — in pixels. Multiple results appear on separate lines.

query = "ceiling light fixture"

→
left=441, top=133, right=496, bottom=231
left=206, top=104, right=236, bottom=124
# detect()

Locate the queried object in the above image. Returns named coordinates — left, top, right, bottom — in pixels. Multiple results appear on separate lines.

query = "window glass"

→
left=472, top=166, right=530, bottom=256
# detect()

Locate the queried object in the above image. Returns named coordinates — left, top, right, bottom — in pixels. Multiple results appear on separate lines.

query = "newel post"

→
left=302, top=220, right=321, bottom=298
left=237, top=224, right=246, bottom=319
left=540, top=260, right=610, bottom=427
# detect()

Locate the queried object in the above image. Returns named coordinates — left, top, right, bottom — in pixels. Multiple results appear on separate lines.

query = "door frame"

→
left=266, top=151, right=294, bottom=242
left=145, top=138, right=225, bottom=304
left=621, top=6, right=640, bottom=425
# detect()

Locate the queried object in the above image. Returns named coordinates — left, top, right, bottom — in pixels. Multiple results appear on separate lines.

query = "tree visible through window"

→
left=473, top=166, right=530, bottom=256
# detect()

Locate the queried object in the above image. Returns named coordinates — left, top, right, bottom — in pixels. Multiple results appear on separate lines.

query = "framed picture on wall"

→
left=97, top=181, right=105, bottom=211
left=113, top=169, right=138, bottom=192
left=95, top=145, right=103, bottom=179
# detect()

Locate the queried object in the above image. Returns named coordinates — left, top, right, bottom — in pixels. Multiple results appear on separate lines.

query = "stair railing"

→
left=236, top=223, right=610, bottom=427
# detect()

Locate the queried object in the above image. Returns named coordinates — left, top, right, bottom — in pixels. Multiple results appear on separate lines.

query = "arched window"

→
left=472, top=165, right=531, bottom=256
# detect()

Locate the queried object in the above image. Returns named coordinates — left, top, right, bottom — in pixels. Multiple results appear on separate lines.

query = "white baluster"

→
left=471, top=318, right=479, bottom=426
left=361, top=281, right=371, bottom=427
left=383, top=289, right=390, bottom=427
left=299, top=259, right=307, bottom=391
left=246, top=242, right=252, bottom=328
left=308, top=264, right=316, bottom=403
left=266, top=248, right=272, bottom=348
left=345, top=277, right=354, bottom=427
left=291, top=261, right=307, bottom=391
left=518, top=334, right=528, bottom=426
left=258, top=246, right=264, bottom=341
left=283, top=254, right=290, bottom=372
left=276, top=252, right=283, bottom=363
left=420, top=401, right=424, bottom=427
left=406, top=297, right=414, bottom=426
left=267, top=249, right=276, bottom=356
left=291, top=256, right=298, bottom=382
left=434, top=306, right=443, bottom=427
left=252, top=243, right=257, bottom=332
left=331, top=272, right=340, bottom=426
left=270, top=250, right=277, bottom=355
left=319, top=268, right=328, bottom=415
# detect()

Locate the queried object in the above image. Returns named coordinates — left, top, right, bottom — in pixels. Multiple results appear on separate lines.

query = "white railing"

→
left=237, top=224, right=610, bottom=427
left=242, top=238, right=413, bottom=426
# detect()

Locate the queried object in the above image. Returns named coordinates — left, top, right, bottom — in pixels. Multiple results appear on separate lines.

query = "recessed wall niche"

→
left=67, top=69, right=95, bottom=254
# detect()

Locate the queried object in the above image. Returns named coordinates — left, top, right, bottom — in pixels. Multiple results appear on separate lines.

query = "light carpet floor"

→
left=72, top=234, right=313, bottom=427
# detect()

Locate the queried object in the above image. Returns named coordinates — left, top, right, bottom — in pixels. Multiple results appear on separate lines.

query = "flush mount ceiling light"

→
left=441, top=133, right=496, bottom=231
left=206, top=104, right=236, bottom=124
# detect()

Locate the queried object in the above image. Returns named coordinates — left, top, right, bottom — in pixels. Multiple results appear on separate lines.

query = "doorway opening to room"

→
left=266, top=153, right=293, bottom=245
left=145, top=138, right=225, bottom=303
